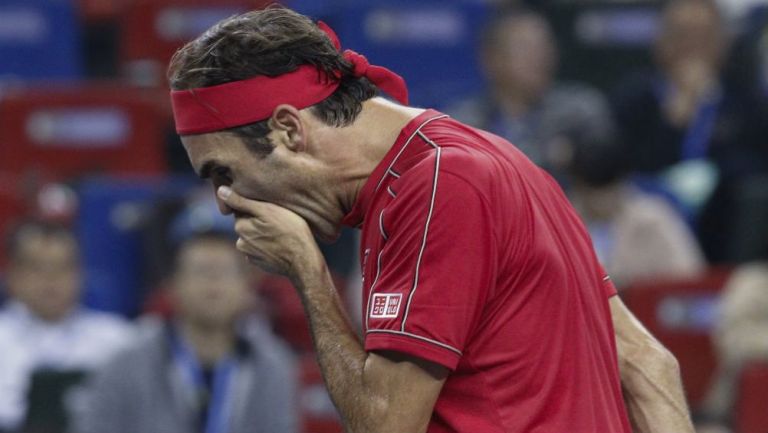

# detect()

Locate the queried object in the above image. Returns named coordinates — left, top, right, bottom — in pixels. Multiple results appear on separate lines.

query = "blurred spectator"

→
left=0, top=221, right=133, bottom=433
left=446, top=7, right=614, bottom=180
left=612, top=0, right=768, bottom=263
left=73, top=231, right=298, bottom=433
left=566, top=130, right=706, bottom=289
left=716, top=0, right=765, bottom=24
left=699, top=262, right=768, bottom=430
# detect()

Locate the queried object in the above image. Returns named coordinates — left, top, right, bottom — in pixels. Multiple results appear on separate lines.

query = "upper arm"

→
left=610, top=296, right=656, bottom=365
left=362, top=351, right=449, bottom=433
left=363, top=167, right=497, bottom=370
left=609, top=296, right=676, bottom=380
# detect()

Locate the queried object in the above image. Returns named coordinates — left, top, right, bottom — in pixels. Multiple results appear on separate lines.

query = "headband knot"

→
left=344, top=50, right=369, bottom=78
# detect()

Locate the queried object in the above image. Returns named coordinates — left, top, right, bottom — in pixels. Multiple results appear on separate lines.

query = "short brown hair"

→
left=168, top=7, right=378, bottom=154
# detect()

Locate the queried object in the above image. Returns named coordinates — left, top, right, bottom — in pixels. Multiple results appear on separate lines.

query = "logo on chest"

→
left=369, top=293, right=402, bottom=319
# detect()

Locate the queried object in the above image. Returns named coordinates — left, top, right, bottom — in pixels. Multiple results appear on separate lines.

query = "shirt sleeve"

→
left=598, top=264, right=618, bottom=298
left=364, top=168, right=497, bottom=371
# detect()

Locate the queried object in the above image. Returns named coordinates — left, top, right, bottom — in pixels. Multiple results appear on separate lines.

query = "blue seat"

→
left=76, top=176, right=199, bottom=317
left=0, top=0, right=81, bottom=80
left=290, top=0, right=489, bottom=108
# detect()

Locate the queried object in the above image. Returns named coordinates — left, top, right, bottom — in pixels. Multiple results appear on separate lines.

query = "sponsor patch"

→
left=369, top=293, right=402, bottom=319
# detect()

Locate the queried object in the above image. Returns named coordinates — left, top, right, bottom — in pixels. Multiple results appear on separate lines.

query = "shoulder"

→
left=96, top=318, right=164, bottom=372
left=0, top=310, right=16, bottom=345
left=76, top=310, right=136, bottom=342
left=0, top=306, right=16, bottom=330
left=397, top=150, right=495, bottom=211
left=625, top=190, right=681, bottom=218
left=411, top=121, right=504, bottom=184
left=78, top=309, right=130, bottom=327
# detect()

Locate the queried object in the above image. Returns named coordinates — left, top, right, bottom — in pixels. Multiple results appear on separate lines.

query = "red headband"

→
left=170, top=21, right=409, bottom=135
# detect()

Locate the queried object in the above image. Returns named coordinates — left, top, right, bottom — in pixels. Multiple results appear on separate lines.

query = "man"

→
left=0, top=221, right=132, bottom=432
left=448, top=8, right=615, bottom=180
left=73, top=230, right=298, bottom=433
left=168, top=7, right=694, bottom=433
left=612, top=0, right=768, bottom=263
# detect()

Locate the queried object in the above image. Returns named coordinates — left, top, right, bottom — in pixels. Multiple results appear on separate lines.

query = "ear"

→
left=268, top=104, right=307, bottom=153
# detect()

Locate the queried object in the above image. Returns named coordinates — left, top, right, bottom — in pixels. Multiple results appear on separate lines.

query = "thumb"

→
left=217, top=186, right=262, bottom=215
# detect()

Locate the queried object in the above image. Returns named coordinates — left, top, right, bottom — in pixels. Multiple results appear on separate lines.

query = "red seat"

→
left=0, top=85, right=167, bottom=179
left=259, top=273, right=349, bottom=354
left=622, top=268, right=732, bottom=408
left=735, top=363, right=768, bottom=433
left=0, top=172, right=29, bottom=268
left=120, top=0, right=272, bottom=78
left=79, top=0, right=132, bottom=23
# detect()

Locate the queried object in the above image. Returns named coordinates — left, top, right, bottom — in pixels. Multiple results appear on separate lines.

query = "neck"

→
left=19, top=302, right=75, bottom=324
left=325, top=98, right=425, bottom=215
left=177, top=319, right=236, bottom=367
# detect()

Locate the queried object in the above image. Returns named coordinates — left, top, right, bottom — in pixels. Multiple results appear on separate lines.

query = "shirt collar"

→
left=341, top=109, right=443, bottom=227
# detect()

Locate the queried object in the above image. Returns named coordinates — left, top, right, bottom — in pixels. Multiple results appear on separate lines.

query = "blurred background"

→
left=0, top=0, right=766, bottom=432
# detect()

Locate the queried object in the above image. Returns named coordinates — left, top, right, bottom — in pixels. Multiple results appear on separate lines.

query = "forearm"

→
left=218, top=189, right=441, bottom=432
left=610, top=298, right=694, bottom=433
left=291, top=250, right=385, bottom=433
left=620, top=346, right=694, bottom=433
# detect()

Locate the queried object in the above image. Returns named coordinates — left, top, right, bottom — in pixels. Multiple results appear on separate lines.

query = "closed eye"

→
left=212, top=167, right=233, bottom=186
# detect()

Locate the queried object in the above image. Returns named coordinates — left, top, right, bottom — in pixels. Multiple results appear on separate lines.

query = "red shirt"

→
left=342, top=110, right=632, bottom=433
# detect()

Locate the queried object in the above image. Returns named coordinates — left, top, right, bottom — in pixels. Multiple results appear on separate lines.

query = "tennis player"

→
left=169, top=7, right=695, bottom=433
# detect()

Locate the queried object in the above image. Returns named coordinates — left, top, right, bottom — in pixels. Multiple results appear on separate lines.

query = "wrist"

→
left=289, top=242, right=329, bottom=289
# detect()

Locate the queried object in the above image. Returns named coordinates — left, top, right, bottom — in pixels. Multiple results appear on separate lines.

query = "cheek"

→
left=223, top=284, right=250, bottom=308
left=59, top=271, right=81, bottom=293
left=16, top=273, right=48, bottom=293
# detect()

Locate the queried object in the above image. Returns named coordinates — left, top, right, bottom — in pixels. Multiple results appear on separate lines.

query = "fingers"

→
left=217, top=186, right=265, bottom=216
left=235, top=237, right=248, bottom=253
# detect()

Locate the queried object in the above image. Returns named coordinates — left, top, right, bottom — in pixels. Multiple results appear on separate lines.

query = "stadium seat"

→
left=0, top=85, right=167, bottom=179
left=299, top=354, right=342, bottom=433
left=326, top=0, right=489, bottom=108
left=76, top=176, right=198, bottom=316
left=80, top=0, right=131, bottom=23
left=622, top=268, right=732, bottom=408
left=542, top=1, right=661, bottom=93
left=259, top=273, right=349, bottom=353
left=735, top=363, right=768, bottom=433
left=0, top=172, right=29, bottom=267
left=0, top=0, right=81, bottom=80
left=119, top=0, right=271, bottom=81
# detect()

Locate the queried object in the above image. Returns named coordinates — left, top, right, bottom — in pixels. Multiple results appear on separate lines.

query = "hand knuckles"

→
left=234, top=219, right=247, bottom=233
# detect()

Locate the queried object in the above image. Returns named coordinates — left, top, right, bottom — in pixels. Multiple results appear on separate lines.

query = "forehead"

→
left=14, top=234, right=77, bottom=263
left=492, top=16, right=553, bottom=55
left=665, top=2, right=719, bottom=27
left=178, top=239, right=238, bottom=263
